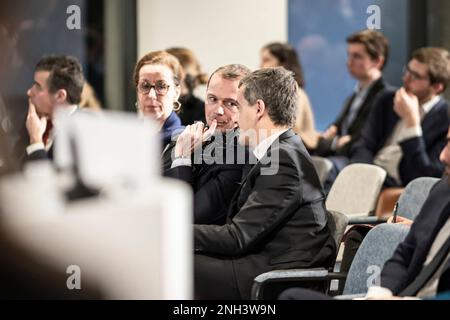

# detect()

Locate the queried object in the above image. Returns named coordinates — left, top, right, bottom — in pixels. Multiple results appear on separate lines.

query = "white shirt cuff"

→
left=398, top=125, right=422, bottom=142
left=26, top=142, right=45, bottom=155
left=171, top=157, right=192, bottom=168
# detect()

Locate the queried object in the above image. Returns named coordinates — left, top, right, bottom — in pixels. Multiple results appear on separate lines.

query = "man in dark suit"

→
left=25, top=55, right=84, bottom=162
left=313, top=30, right=390, bottom=190
left=194, top=67, right=336, bottom=300
left=163, top=64, right=250, bottom=225
left=280, top=124, right=450, bottom=300
left=351, top=47, right=450, bottom=187
left=380, top=125, right=450, bottom=297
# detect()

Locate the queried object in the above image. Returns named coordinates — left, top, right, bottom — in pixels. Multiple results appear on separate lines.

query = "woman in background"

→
left=166, top=47, right=208, bottom=126
left=79, top=82, right=102, bottom=111
left=260, top=42, right=319, bottom=150
left=134, top=50, right=184, bottom=149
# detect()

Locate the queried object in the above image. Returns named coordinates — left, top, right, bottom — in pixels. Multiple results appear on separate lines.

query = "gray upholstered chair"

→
left=338, top=223, right=410, bottom=297
left=254, top=223, right=410, bottom=300
left=395, top=177, right=440, bottom=221
left=251, top=210, right=348, bottom=300
left=310, top=156, right=333, bottom=187
left=326, top=164, right=387, bottom=224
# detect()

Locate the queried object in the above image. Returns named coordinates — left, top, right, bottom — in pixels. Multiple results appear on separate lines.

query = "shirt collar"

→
left=252, top=128, right=289, bottom=160
left=421, top=95, right=441, bottom=115
left=354, top=80, right=376, bottom=97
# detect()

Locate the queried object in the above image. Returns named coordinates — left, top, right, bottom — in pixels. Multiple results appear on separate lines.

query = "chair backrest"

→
left=342, top=223, right=410, bottom=295
left=326, top=210, right=349, bottom=251
left=396, top=177, right=440, bottom=221
left=311, top=156, right=333, bottom=186
left=326, top=164, right=386, bottom=217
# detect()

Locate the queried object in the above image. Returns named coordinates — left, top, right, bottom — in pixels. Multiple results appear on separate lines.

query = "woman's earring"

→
left=135, top=102, right=139, bottom=110
left=174, top=101, right=182, bottom=112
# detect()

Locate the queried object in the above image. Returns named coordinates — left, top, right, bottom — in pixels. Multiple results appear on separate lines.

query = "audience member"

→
left=134, top=51, right=184, bottom=150
left=351, top=47, right=450, bottom=187
left=25, top=55, right=84, bottom=161
left=193, top=67, right=336, bottom=299
left=166, top=47, right=208, bottom=125
left=163, top=64, right=250, bottom=225
left=260, top=42, right=319, bottom=149
left=313, top=30, right=390, bottom=188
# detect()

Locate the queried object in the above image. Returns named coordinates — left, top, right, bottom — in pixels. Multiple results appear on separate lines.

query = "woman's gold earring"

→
left=174, top=101, right=182, bottom=112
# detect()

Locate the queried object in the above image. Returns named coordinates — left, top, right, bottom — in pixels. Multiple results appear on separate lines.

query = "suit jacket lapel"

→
left=226, top=129, right=295, bottom=220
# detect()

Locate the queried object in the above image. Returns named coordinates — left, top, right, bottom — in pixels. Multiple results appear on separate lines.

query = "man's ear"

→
left=55, top=89, right=68, bottom=104
left=256, top=99, right=266, bottom=120
left=432, top=82, right=444, bottom=95
left=373, top=56, right=385, bottom=70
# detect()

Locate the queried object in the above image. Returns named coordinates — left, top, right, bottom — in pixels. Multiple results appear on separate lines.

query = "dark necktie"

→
left=42, top=119, right=53, bottom=146
left=399, top=235, right=450, bottom=297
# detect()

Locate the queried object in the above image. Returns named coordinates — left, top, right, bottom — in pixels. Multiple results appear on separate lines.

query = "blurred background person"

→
left=134, top=50, right=184, bottom=150
left=166, top=47, right=208, bottom=126
left=260, top=42, right=319, bottom=150
left=79, top=82, right=102, bottom=111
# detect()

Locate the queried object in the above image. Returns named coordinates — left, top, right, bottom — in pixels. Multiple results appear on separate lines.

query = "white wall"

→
left=137, top=0, right=287, bottom=77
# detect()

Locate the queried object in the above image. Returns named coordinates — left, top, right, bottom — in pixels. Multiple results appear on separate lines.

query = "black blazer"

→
left=27, top=145, right=53, bottom=161
left=163, top=131, right=247, bottom=225
left=351, top=91, right=449, bottom=187
left=315, top=78, right=389, bottom=157
left=381, top=178, right=450, bottom=295
left=194, top=129, right=336, bottom=298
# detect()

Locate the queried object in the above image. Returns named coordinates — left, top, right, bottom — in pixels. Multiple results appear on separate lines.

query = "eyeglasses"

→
left=403, top=65, right=429, bottom=82
left=137, top=80, right=170, bottom=96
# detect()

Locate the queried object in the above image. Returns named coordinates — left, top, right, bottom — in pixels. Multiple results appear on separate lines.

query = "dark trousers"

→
left=338, top=226, right=372, bottom=293
left=194, top=254, right=242, bottom=299
left=279, top=287, right=333, bottom=300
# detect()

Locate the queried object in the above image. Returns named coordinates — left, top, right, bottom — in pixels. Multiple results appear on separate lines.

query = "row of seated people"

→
left=13, top=32, right=450, bottom=299
left=18, top=57, right=334, bottom=299
left=281, top=147, right=450, bottom=300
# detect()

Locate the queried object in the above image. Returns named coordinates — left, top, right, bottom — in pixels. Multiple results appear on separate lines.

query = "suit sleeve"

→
left=399, top=133, right=446, bottom=185
left=313, top=136, right=335, bottom=157
left=350, top=93, right=390, bottom=164
left=193, top=149, right=300, bottom=256
left=380, top=227, right=417, bottom=294
left=192, top=166, right=242, bottom=224
left=27, top=149, right=50, bottom=161
left=165, top=165, right=243, bottom=224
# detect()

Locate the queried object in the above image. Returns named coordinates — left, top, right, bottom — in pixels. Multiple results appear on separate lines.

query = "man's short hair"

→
left=239, top=67, right=298, bottom=127
left=346, top=29, right=389, bottom=70
left=35, top=55, right=84, bottom=105
left=206, top=64, right=251, bottom=88
left=412, top=47, right=450, bottom=91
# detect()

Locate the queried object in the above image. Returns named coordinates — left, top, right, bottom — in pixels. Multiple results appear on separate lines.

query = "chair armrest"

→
left=251, top=268, right=347, bottom=300
left=348, top=216, right=388, bottom=225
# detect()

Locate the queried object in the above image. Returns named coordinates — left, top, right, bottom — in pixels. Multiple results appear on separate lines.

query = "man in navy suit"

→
left=351, top=47, right=450, bottom=187
left=163, top=65, right=251, bottom=225
left=25, top=55, right=84, bottom=161
left=379, top=124, right=450, bottom=297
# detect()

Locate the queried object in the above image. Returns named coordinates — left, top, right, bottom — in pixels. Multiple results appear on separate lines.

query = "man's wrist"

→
left=30, top=137, right=43, bottom=144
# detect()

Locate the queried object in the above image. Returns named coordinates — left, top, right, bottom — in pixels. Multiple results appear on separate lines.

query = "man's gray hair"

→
left=239, top=67, right=298, bottom=126
left=207, top=64, right=251, bottom=88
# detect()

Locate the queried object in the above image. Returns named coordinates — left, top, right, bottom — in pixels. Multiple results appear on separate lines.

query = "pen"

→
left=392, top=202, right=399, bottom=223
